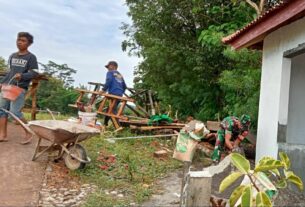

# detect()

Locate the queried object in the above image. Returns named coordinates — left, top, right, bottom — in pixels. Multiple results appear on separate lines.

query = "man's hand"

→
left=14, top=73, right=22, bottom=81
left=241, top=131, right=249, bottom=137
left=232, top=147, right=243, bottom=154
left=225, top=134, right=233, bottom=151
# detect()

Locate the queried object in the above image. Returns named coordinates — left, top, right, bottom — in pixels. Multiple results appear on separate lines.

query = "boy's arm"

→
left=122, top=79, right=127, bottom=91
left=102, top=72, right=113, bottom=92
left=224, top=131, right=233, bottom=150
left=20, top=55, right=39, bottom=81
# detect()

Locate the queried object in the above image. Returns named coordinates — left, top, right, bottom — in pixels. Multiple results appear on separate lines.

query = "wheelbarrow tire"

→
left=63, top=144, right=87, bottom=170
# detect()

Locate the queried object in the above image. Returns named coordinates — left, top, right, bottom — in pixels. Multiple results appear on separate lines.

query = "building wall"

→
left=258, top=17, right=305, bottom=193
left=256, top=16, right=305, bottom=162
left=286, top=53, right=305, bottom=144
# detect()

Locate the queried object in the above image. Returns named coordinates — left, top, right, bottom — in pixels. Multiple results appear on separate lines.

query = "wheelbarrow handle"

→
left=0, top=108, right=36, bottom=136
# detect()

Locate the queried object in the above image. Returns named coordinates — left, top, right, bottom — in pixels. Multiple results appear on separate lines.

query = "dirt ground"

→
left=142, top=158, right=305, bottom=207
left=141, top=171, right=181, bottom=207
left=0, top=123, right=47, bottom=207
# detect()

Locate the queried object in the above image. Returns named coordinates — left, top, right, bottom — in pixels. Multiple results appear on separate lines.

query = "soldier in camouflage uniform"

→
left=211, top=114, right=251, bottom=162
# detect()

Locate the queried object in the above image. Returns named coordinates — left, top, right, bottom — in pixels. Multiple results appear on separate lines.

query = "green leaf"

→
left=256, top=192, right=272, bottom=207
left=276, top=179, right=287, bottom=189
left=231, top=153, right=250, bottom=174
left=229, top=185, right=246, bottom=207
left=258, top=156, right=275, bottom=165
left=231, top=0, right=238, bottom=4
left=270, top=168, right=281, bottom=176
left=285, top=171, right=304, bottom=191
left=254, top=158, right=284, bottom=172
left=241, top=185, right=252, bottom=207
left=279, top=152, right=291, bottom=170
left=219, top=171, right=243, bottom=193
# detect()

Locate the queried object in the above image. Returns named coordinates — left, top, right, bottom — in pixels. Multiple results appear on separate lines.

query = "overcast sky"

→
left=0, top=0, right=140, bottom=87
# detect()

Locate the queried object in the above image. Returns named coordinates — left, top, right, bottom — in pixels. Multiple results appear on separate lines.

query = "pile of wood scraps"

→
left=70, top=82, right=185, bottom=132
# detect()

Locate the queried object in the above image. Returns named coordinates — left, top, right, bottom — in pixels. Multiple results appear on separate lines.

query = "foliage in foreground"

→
left=220, top=152, right=303, bottom=207
left=74, top=131, right=181, bottom=206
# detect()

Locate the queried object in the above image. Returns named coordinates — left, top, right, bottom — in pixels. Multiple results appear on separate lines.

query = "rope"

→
left=105, top=133, right=177, bottom=142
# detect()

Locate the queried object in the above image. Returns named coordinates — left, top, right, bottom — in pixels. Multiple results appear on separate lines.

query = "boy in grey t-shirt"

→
left=0, top=32, right=38, bottom=144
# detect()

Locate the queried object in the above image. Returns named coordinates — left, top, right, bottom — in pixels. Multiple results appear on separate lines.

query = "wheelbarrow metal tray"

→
left=28, top=120, right=100, bottom=143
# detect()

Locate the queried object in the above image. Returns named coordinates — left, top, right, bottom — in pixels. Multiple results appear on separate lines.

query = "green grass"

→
left=23, top=112, right=182, bottom=206
left=72, top=129, right=182, bottom=207
left=23, top=112, right=70, bottom=120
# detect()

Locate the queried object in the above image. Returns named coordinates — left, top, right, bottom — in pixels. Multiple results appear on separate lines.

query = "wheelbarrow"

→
left=28, top=120, right=100, bottom=170
left=0, top=108, right=99, bottom=170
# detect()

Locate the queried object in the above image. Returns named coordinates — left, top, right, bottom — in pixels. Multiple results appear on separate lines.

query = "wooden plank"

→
left=76, top=91, right=85, bottom=103
left=97, top=112, right=128, bottom=120
left=125, top=104, right=147, bottom=118
left=97, top=97, right=107, bottom=113
left=148, top=90, right=155, bottom=115
left=153, top=150, right=168, bottom=158
left=88, top=81, right=144, bottom=92
left=135, top=105, right=150, bottom=117
left=136, top=125, right=184, bottom=131
left=75, top=89, right=134, bottom=102
left=31, top=87, right=37, bottom=120
left=111, top=117, right=120, bottom=129
left=68, top=104, right=77, bottom=108
left=107, top=99, right=117, bottom=114
left=116, top=101, right=127, bottom=116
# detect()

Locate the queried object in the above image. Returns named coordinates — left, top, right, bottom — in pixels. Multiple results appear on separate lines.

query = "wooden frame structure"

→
left=70, top=88, right=135, bottom=129
left=70, top=82, right=185, bottom=131
left=87, top=82, right=155, bottom=117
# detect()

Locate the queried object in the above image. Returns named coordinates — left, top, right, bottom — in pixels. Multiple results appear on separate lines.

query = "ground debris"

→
left=153, top=150, right=168, bottom=158
left=38, top=161, right=97, bottom=207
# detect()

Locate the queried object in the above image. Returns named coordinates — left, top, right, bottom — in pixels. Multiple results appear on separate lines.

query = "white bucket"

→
left=78, top=111, right=97, bottom=126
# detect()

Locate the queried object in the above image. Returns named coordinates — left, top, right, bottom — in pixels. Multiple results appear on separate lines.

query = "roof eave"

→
left=223, top=0, right=305, bottom=50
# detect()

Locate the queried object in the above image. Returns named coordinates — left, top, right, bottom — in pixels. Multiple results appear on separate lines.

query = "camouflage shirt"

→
left=220, top=116, right=247, bottom=138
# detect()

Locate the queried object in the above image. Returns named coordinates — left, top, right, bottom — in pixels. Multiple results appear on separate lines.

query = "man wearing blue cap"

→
left=102, top=61, right=127, bottom=126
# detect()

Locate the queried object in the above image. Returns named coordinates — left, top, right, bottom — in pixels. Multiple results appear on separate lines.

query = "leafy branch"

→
left=220, top=152, right=303, bottom=207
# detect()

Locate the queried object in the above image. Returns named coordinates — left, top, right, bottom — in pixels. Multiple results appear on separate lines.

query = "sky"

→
left=0, top=0, right=140, bottom=87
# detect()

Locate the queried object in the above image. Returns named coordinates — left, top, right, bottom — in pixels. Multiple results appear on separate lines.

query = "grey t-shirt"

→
left=1, top=52, right=38, bottom=89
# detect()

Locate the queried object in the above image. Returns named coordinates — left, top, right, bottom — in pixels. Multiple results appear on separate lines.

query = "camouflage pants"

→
left=211, top=130, right=225, bottom=162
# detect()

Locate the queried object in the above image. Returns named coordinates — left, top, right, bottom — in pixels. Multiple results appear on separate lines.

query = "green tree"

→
left=35, top=77, right=79, bottom=114
left=39, top=61, right=77, bottom=88
left=122, top=0, right=261, bottom=124
left=0, top=57, right=7, bottom=72
left=232, top=0, right=281, bottom=16
left=27, top=61, right=79, bottom=114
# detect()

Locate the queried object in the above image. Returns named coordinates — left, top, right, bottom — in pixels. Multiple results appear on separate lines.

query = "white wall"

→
left=256, top=16, right=305, bottom=162
left=286, top=53, right=305, bottom=144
